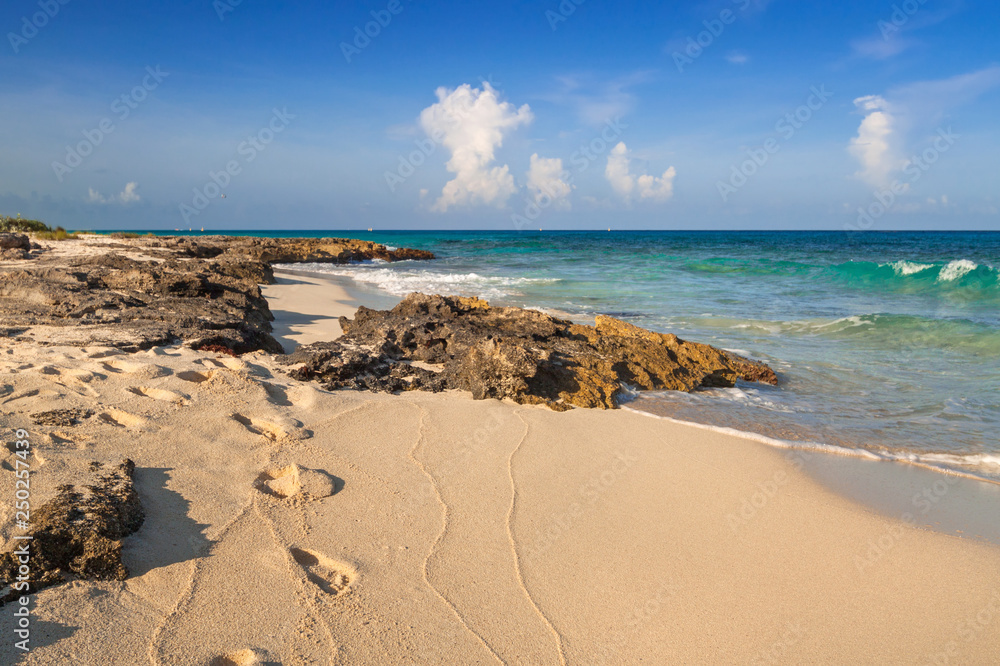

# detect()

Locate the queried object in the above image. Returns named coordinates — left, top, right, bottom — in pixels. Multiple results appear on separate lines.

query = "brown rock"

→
left=285, top=293, right=778, bottom=410
left=31, top=408, right=95, bottom=427
left=0, top=459, right=144, bottom=604
left=0, top=233, right=29, bottom=250
left=0, top=234, right=433, bottom=352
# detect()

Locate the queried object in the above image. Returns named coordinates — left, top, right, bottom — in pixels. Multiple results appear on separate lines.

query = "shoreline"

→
left=260, top=270, right=363, bottom=352
left=2, top=235, right=999, bottom=662
left=280, top=263, right=1000, bottom=547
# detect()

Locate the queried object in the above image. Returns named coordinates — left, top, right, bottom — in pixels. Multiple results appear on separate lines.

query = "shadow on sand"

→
left=124, top=467, right=213, bottom=578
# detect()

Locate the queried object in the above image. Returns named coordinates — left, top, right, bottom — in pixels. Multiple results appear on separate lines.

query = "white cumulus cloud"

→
left=848, top=95, right=904, bottom=187
left=848, top=68, right=1000, bottom=190
left=419, top=83, right=532, bottom=212
left=526, top=154, right=572, bottom=210
left=87, top=182, right=141, bottom=205
left=605, top=142, right=676, bottom=204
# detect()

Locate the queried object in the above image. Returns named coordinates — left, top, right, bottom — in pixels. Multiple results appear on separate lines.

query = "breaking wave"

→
left=277, top=262, right=560, bottom=300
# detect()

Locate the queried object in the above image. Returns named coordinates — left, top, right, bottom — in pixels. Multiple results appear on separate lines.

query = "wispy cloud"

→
left=542, top=72, right=650, bottom=127
left=850, top=1, right=964, bottom=60
left=849, top=35, right=915, bottom=60
left=890, top=65, right=1000, bottom=115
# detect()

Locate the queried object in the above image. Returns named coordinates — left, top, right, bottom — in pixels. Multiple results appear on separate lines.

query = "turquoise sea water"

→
left=169, top=230, right=1000, bottom=482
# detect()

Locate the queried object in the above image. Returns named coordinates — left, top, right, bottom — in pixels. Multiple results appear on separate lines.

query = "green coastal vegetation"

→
left=2, top=215, right=158, bottom=241
left=1, top=214, right=87, bottom=240
left=1, top=213, right=79, bottom=240
left=0, top=214, right=50, bottom=233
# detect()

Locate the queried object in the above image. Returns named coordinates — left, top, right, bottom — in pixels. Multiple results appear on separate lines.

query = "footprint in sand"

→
left=46, top=431, right=93, bottom=449
left=209, top=648, right=270, bottom=666
left=100, top=359, right=171, bottom=379
left=194, top=356, right=253, bottom=372
left=66, top=368, right=102, bottom=383
left=285, top=384, right=324, bottom=410
left=290, top=548, right=355, bottom=597
left=176, top=369, right=214, bottom=383
left=261, top=382, right=292, bottom=407
left=3, top=440, right=48, bottom=465
left=36, top=365, right=102, bottom=396
left=83, top=348, right=125, bottom=360
left=2, top=388, right=42, bottom=405
left=218, top=357, right=262, bottom=374
left=232, top=413, right=310, bottom=442
left=128, top=386, right=190, bottom=405
left=97, top=408, right=148, bottom=429
left=254, top=464, right=339, bottom=500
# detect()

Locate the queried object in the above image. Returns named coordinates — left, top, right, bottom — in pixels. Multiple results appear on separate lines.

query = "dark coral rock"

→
left=31, top=408, right=95, bottom=427
left=0, top=460, right=144, bottom=604
left=0, top=235, right=433, bottom=352
left=285, top=293, right=778, bottom=410
left=0, top=233, right=30, bottom=251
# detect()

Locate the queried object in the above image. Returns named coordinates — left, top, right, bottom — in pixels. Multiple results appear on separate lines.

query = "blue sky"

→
left=1, top=0, right=999, bottom=230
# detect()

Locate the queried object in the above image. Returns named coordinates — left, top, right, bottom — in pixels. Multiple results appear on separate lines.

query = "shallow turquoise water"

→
left=159, top=230, right=1000, bottom=481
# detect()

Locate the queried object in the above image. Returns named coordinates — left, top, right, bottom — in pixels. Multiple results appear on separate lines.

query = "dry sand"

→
left=0, top=272, right=997, bottom=664
left=261, top=270, right=363, bottom=352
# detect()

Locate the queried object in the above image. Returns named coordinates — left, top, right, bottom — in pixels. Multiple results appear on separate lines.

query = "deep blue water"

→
left=133, top=230, right=1000, bottom=481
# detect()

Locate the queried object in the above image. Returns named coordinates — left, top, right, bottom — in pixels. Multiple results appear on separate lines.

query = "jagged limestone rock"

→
left=285, top=293, right=778, bottom=410
left=0, top=235, right=434, bottom=353
left=0, top=460, right=144, bottom=604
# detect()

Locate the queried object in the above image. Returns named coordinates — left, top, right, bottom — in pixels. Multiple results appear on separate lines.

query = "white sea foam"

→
left=810, top=315, right=875, bottom=331
left=665, top=385, right=797, bottom=413
left=886, top=260, right=934, bottom=276
left=938, top=259, right=978, bottom=282
left=623, top=406, right=881, bottom=459
left=905, top=452, right=1000, bottom=468
left=280, top=263, right=559, bottom=300
left=623, top=407, right=1000, bottom=485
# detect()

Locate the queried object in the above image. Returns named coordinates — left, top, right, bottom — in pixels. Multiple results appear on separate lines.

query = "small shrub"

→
left=0, top=214, right=50, bottom=233
left=35, top=227, right=80, bottom=241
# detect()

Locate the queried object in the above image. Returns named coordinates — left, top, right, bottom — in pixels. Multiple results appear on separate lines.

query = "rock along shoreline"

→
left=1, top=233, right=777, bottom=410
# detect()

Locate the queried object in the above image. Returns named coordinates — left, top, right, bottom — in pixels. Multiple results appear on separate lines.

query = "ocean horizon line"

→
left=88, top=228, right=1000, bottom=234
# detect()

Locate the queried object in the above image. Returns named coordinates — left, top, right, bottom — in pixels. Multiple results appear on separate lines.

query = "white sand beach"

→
left=0, top=268, right=997, bottom=664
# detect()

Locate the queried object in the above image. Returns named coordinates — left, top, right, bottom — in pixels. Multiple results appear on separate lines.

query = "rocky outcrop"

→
left=1, top=234, right=780, bottom=410
left=0, top=233, right=29, bottom=250
left=0, top=255, right=283, bottom=353
left=31, top=408, right=95, bottom=427
left=284, top=293, right=778, bottom=410
left=0, top=233, right=29, bottom=260
left=112, top=235, right=435, bottom=267
left=0, top=235, right=434, bottom=352
left=0, top=460, right=144, bottom=604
